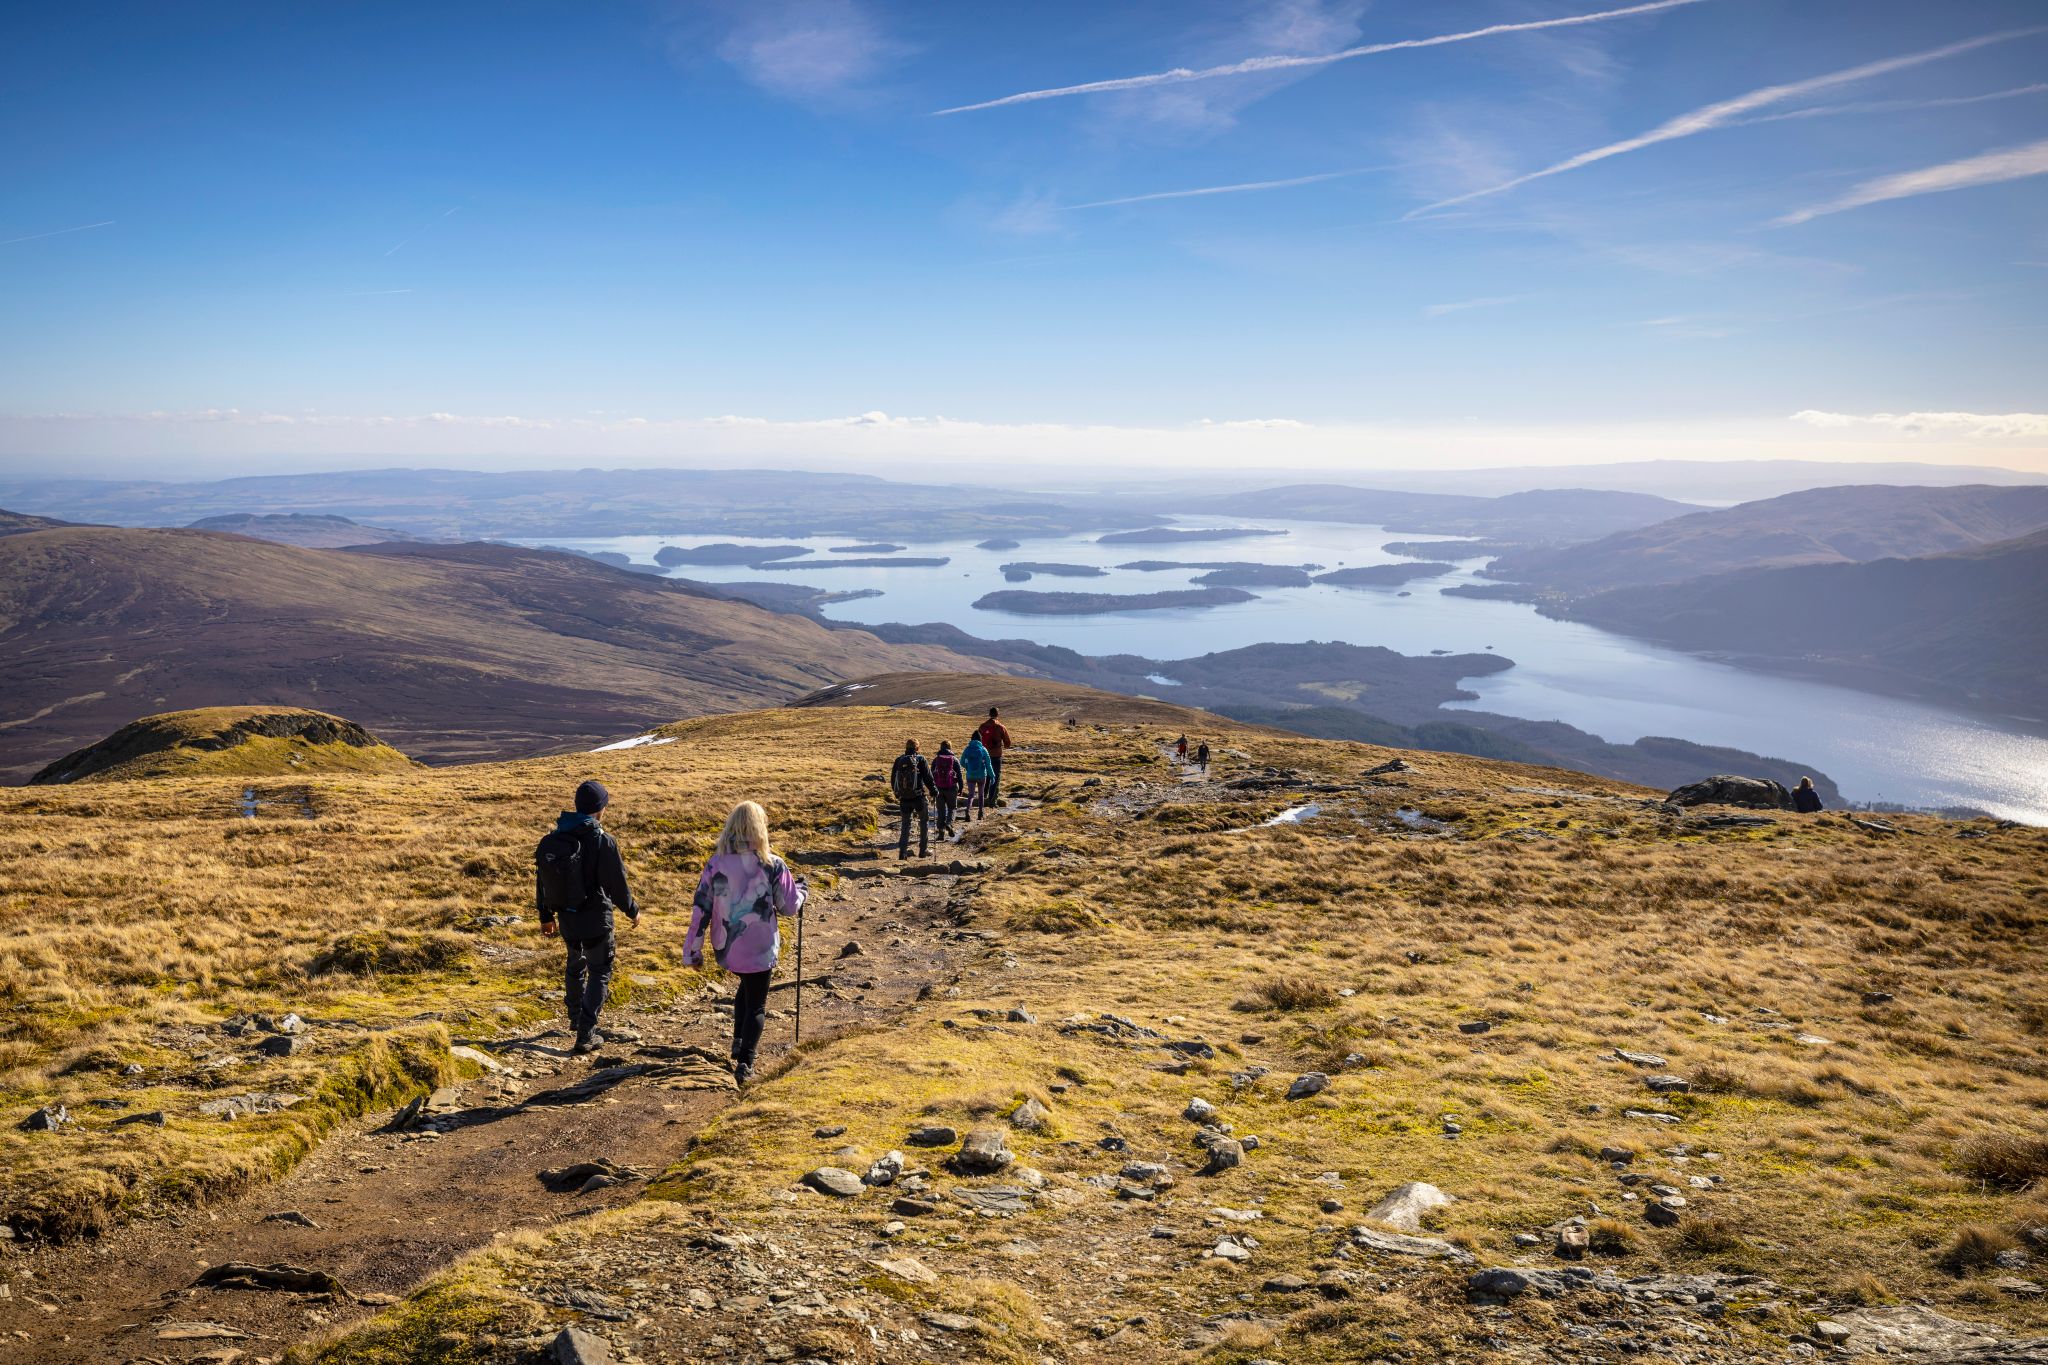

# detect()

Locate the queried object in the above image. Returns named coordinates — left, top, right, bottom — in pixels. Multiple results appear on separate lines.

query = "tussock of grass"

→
left=1937, top=1224, right=2019, bottom=1275
left=1237, top=973, right=1337, bottom=1012
left=1956, top=1133, right=2048, bottom=1191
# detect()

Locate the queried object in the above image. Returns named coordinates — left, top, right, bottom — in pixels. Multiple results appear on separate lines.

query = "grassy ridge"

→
left=285, top=681, right=2046, bottom=1362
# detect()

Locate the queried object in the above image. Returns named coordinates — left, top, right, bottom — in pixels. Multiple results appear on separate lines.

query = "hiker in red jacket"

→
left=976, top=707, right=1012, bottom=806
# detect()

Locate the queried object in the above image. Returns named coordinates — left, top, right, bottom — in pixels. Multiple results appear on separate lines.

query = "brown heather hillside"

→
left=0, top=526, right=1000, bottom=781
left=1, top=677, right=2042, bottom=1364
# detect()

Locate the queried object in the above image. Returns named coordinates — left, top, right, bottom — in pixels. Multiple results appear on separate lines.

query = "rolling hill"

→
left=1484, top=483, right=2048, bottom=596
left=0, top=526, right=998, bottom=782
left=28, top=706, right=415, bottom=784
left=1177, top=484, right=1700, bottom=543
left=186, top=512, right=423, bottom=548
left=1555, top=528, right=2048, bottom=717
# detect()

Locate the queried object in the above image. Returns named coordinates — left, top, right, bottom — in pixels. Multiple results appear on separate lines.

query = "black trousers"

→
left=563, top=933, right=615, bottom=1035
left=987, top=754, right=1003, bottom=806
left=936, top=788, right=958, bottom=837
left=732, top=969, right=772, bottom=1067
left=897, top=797, right=930, bottom=856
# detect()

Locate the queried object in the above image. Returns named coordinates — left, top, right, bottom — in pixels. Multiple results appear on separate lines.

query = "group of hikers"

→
left=1175, top=734, right=1210, bottom=773
left=888, top=705, right=1011, bottom=859
left=531, top=706, right=1015, bottom=1082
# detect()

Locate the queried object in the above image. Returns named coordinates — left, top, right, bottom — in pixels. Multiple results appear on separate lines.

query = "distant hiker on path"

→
left=1175, top=734, right=1188, bottom=762
left=891, top=739, right=940, bottom=860
left=684, top=801, right=806, bottom=1087
left=534, top=779, right=638, bottom=1056
left=976, top=706, right=1012, bottom=806
left=932, top=739, right=962, bottom=841
left=1793, top=776, right=1823, bottom=813
left=960, top=733, right=994, bottom=822
left=1195, top=741, right=1209, bottom=773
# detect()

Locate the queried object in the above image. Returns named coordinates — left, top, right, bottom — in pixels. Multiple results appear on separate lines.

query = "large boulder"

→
left=1666, top=775, right=1794, bottom=810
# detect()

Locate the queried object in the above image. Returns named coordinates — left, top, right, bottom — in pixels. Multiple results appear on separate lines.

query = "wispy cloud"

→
left=1422, top=295, right=1521, bottom=317
left=1410, top=26, right=2047, bottom=217
left=1775, top=136, right=2048, bottom=226
left=1792, top=409, right=2048, bottom=438
left=1066, top=165, right=1397, bottom=210
left=710, top=0, right=898, bottom=101
left=1739, top=81, right=2048, bottom=125
left=933, top=0, right=1707, bottom=116
left=0, top=220, right=114, bottom=248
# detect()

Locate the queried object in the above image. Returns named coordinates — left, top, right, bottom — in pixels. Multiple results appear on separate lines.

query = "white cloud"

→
left=1791, top=410, right=2048, bottom=438
left=1775, top=136, right=2048, bottom=226
left=935, top=0, right=1705, bottom=116
left=697, top=0, right=897, bottom=100
left=1740, top=81, right=2048, bottom=125
left=1411, top=25, right=2045, bottom=216
left=1066, top=165, right=1396, bottom=210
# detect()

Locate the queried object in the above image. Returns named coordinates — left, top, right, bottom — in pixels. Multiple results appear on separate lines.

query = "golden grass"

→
left=8, top=674, right=2048, bottom=1359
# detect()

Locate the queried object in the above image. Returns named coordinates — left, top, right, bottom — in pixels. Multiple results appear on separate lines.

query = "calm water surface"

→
left=528, top=520, right=2048, bottom=822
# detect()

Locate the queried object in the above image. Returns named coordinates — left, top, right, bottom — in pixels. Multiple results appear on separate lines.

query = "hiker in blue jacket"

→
left=959, top=735, right=994, bottom=822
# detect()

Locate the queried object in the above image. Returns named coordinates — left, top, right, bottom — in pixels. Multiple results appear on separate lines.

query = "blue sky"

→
left=1, top=0, right=2044, bottom=476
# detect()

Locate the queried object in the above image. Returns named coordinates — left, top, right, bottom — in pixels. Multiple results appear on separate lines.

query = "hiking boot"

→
left=572, top=1029, right=603, bottom=1055
left=733, top=1061, right=754, bottom=1087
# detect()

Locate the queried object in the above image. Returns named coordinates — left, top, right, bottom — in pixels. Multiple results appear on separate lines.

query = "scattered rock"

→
left=1469, top=1267, right=1537, bottom=1301
left=18, top=1105, right=72, bottom=1132
left=156, top=1323, right=254, bottom=1341
left=1996, top=1277, right=2045, bottom=1299
left=1862, top=991, right=1895, bottom=1006
left=815, top=1124, right=847, bottom=1139
left=1121, top=1161, right=1173, bottom=1189
left=923, top=1312, right=982, bottom=1334
left=1614, top=1050, right=1668, bottom=1068
left=1812, top=1320, right=1852, bottom=1348
left=1646, top=1199, right=1683, bottom=1227
left=1458, top=1020, right=1493, bottom=1035
left=537, top=1159, right=644, bottom=1193
left=1261, top=1273, right=1312, bottom=1293
left=802, top=1167, right=866, bottom=1198
left=1199, top=1138, right=1245, bottom=1177
left=1344, top=1226, right=1472, bottom=1261
left=1286, top=1072, right=1329, bottom=1101
left=258, top=1034, right=303, bottom=1058
left=906, top=1124, right=956, bottom=1147
left=1363, top=1182, right=1454, bottom=1233
left=1009, top=1097, right=1052, bottom=1131
left=111, top=1110, right=168, bottom=1128
left=1599, top=1146, right=1635, bottom=1164
left=864, top=1151, right=905, bottom=1186
left=1666, top=775, right=1793, bottom=810
left=262, top=1210, right=319, bottom=1228
left=548, top=1324, right=613, bottom=1365
left=890, top=1196, right=937, bottom=1217
left=954, top=1186, right=1032, bottom=1214
left=1320, top=1197, right=1344, bottom=1214
left=1209, top=1238, right=1253, bottom=1263
left=1007, top=1006, right=1036, bottom=1024
left=199, top=1091, right=305, bottom=1120
left=449, top=1045, right=505, bottom=1073
left=836, top=941, right=864, bottom=959
left=1624, top=1109, right=1682, bottom=1125
left=873, top=1256, right=939, bottom=1286
left=1184, top=1096, right=1218, bottom=1122
left=1643, top=1074, right=1690, bottom=1094
left=194, top=1262, right=348, bottom=1295
left=1557, top=1225, right=1589, bottom=1260
left=954, top=1128, right=1014, bottom=1173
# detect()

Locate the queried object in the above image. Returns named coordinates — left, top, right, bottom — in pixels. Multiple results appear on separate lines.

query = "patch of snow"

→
left=1263, top=803, right=1321, bottom=826
left=591, top=734, right=677, bottom=753
left=1144, top=673, right=1183, bottom=686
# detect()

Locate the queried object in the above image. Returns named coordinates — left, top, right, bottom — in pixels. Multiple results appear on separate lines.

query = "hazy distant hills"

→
left=1485, top=484, right=2048, bottom=595
left=1556, top=528, right=2048, bottom=717
left=0, top=508, right=76, bottom=536
left=1178, top=484, right=1700, bottom=542
left=187, top=511, right=423, bottom=548
left=0, top=468, right=1158, bottom=541
left=0, top=525, right=997, bottom=782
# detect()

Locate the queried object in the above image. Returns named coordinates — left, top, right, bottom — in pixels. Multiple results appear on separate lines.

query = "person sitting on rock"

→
left=1792, top=776, right=1823, bottom=813
left=684, top=801, right=806, bottom=1087
left=534, top=779, right=639, bottom=1056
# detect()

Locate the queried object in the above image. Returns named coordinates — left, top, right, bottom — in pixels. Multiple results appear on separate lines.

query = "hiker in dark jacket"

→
left=1195, top=740, right=1210, bottom=773
left=890, top=739, right=940, bottom=860
left=931, top=740, right=963, bottom=841
left=1792, top=776, right=1823, bottom=813
left=535, top=780, right=639, bottom=1055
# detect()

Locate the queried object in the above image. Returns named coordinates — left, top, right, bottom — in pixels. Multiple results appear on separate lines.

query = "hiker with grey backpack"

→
left=534, top=780, right=639, bottom=1056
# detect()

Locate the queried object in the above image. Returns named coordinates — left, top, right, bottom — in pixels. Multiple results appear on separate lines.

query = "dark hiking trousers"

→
left=897, top=797, right=930, bottom=857
left=732, top=969, right=773, bottom=1067
left=936, top=788, right=958, bottom=838
left=564, top=933, right=615, bottom=1036
left=987, top=754, right=1003, bottom=807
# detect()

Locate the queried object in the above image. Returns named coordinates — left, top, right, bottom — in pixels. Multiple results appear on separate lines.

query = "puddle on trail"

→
left=1262, top=803, right=1322, bottom=826
left=1394, top=806, right=1445, bottom=831
left=238, top=788, right=318, bottom=820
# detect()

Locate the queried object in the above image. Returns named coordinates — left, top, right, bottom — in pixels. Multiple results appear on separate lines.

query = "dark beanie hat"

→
left=574, top=779, right=610, bottom=815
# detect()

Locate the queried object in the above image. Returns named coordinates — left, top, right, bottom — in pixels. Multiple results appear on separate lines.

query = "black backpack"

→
left=891, top=754, right=923, bottom=804
left=535, top=828, right=596, bottom=912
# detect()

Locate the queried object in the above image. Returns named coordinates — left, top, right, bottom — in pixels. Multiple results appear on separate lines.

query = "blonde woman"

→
left=684, top=801, right=806, bottom=1085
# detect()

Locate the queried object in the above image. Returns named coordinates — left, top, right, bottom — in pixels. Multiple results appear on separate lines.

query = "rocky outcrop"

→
left=1665, top=774, right=1794, bottom=810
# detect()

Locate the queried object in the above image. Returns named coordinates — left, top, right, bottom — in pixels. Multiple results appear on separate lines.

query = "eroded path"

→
left=0, top=844, right=991, bottom=1365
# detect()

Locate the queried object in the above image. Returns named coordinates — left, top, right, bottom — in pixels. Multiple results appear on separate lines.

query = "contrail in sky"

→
left=1066, top=165, right=1398, bottom=210
left=934, top=0, right=1708, bottom=115
left=1409, top=25, right=2047, bottom=217
left=1776, top=136, right=2048, bottom=225
left=0, top=220, right=114, bottom=247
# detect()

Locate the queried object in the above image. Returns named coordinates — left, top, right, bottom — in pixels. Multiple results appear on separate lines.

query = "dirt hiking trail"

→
left=0, top=818, right=1004, bottom=1365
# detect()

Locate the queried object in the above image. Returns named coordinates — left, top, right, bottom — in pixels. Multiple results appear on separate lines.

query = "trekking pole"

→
left=793, top=897, right=806, bottom=1047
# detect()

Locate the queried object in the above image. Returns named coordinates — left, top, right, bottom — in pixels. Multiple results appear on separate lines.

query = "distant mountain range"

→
left=1177, top=484, right=1700, bottom=543
left=1484, top=484, right=2048, bottom=594
left=0, top=524, right=992, bottom=782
